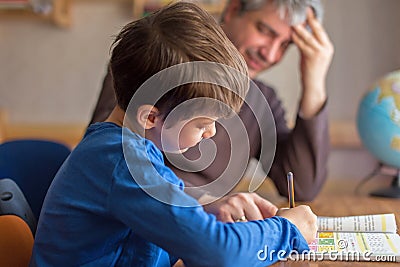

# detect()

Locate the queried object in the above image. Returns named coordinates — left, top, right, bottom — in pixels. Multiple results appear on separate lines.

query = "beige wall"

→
left=1, top=0, right=399, bottom=180
left=0, top=1, right=132, bottom=123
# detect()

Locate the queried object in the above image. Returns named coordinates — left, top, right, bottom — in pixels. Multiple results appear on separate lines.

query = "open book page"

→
left=317, top=213, right=397, bottom=233
left=295, top=213, right=400, bottom=262
left=308, top=232, right=400, bottom=260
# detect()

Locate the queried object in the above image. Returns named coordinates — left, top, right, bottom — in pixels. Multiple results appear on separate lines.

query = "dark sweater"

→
left=90, top=68, right=329, bottom=201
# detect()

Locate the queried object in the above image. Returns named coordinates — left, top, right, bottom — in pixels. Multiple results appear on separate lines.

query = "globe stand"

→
left=370, top=172, right=400, bottom=198
left=366, top=163, right=400, bottom=198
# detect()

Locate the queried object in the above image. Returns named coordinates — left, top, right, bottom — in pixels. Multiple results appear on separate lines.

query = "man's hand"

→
left=292, top=8, right=334, bottom=119
left=202, top=192, right=278, bottom=223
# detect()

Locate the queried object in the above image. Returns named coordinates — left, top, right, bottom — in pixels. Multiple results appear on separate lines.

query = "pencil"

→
left=287, top=172, right=295, bottom=208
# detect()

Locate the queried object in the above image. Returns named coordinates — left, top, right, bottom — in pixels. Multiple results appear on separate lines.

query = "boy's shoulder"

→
left=82, top=122, right=163, bottom=162
left=85, top=122, right=121, bottom=139
left=69, top=122, right=125, bottom=161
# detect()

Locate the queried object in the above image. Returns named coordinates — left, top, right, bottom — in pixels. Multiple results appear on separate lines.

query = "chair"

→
left=0, top=214, right=34, bottom=267
left=0, top=178, right=37, bottom=235
left=0, top=139, right=71, bottom=223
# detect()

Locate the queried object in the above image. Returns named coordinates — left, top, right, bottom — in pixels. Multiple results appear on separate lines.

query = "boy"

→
left=31, top=2, right=317, bottom=266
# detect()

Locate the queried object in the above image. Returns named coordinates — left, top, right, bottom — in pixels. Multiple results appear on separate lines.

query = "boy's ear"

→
left=136, top=105, right=160, bottom=130
left=222, top=0, right=242, bottom=23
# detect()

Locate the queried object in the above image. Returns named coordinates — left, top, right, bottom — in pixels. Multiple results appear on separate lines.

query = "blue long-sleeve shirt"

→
left=30, top=122, right=309, bottom=267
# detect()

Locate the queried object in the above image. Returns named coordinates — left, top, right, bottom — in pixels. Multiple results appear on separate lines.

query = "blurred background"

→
left=1, top=0, right=399, bottom=183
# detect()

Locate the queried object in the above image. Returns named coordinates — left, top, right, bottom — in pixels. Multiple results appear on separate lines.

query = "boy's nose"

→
left=202, top=123, right=216, bottom=139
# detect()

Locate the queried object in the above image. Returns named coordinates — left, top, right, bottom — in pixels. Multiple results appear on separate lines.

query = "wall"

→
left=328, top=0, right=400, bottom=180
left=0, top=0, right=132, bottom=123
left=1, top=0, right=400, bottom=180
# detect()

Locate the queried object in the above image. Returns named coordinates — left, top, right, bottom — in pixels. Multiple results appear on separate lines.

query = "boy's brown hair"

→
left=110, top=1, right=249, bottom=121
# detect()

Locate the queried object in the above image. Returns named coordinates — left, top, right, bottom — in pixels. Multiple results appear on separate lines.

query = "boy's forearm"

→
left=119, top=190, right=308, bottom=266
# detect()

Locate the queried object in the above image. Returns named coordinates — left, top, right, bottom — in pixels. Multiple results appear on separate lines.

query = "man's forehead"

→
left=254, top=3, right=290, bottom=25
left=255, top=8, right=293, bottom=40
left=257, top=1, right=309, bottom=27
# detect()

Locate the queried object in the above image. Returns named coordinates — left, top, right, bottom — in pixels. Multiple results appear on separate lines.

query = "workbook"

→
left=294, top=214, right=400, bottom=262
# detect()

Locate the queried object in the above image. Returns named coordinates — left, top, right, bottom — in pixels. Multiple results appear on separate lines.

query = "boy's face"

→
left=156, top=116, right=217, bottom=154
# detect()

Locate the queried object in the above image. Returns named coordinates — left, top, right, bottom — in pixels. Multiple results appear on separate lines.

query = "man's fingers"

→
left=228, top=193, right=277, bottom=221
left=292, top=30, right=314, bottom=56
left=253, top=194, right=278, bottom=218
left=205, top=193, right=279, bottom=223
left=240, top=201, right=263, bottom=221
left=306, top=9, right=331, bottom=46
left=217, top=208, right=235, bottom=223
left=228, top=193, right=264, bottom=221
left=292, top=24, right=320, bottom=50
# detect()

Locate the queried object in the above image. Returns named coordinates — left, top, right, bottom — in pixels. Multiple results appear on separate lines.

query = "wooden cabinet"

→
left=51, top=0, right=71, bottom=28
left=0, top=0, right=72, bottom=28
left=131, top=0, right=227, bottom=19
left=0, top=0, right=225, bottom=28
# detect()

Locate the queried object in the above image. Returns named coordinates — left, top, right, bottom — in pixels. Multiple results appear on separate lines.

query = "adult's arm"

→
left=89, top=67, right=329, bottom=202
left=255, top=81, right=329, bottom=201
left=266, top=9, right=333, bottom=201
left=89, top=66, right=116, bottom=124
left=166, top=79, right=329, bottom=202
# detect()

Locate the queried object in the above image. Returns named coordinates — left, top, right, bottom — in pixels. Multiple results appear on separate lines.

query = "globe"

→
left=357, top=70, right=400, bottom=169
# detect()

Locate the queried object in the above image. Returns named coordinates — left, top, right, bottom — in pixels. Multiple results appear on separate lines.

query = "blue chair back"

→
left=0, top=139, right=71, bottom=221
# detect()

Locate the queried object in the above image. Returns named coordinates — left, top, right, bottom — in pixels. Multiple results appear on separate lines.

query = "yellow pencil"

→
left=287, top=172, right=295, bottom=208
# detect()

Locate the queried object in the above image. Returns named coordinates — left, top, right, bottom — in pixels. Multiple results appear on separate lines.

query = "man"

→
left=89, top=0, right=333, bottom=219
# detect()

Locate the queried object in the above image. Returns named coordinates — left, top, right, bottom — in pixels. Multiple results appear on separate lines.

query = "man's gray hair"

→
left=231, top=0, right=323, bottom=25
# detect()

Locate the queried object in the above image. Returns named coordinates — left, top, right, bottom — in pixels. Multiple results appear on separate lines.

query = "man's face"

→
left=221, top=2, right=293, bottom=78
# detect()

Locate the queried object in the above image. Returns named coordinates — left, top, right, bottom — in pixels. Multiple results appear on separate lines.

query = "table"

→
left=174, top=177, right=400, bottom=267
left=269, top=177, right=400, bottom=267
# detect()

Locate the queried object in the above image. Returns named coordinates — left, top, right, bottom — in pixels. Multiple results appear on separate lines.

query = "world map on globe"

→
left=357, top=70, right=400, bottom=169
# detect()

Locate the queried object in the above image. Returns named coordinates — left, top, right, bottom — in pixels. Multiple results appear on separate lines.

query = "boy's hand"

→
left=202, top=192, right=278, bottom=223
left=276, top=205, right=318, bottom=243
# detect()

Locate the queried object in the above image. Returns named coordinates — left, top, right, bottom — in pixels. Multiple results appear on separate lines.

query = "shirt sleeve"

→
left=255, top=80, right=329, bottom=201
left=108, top=143, right=309, bottom=267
